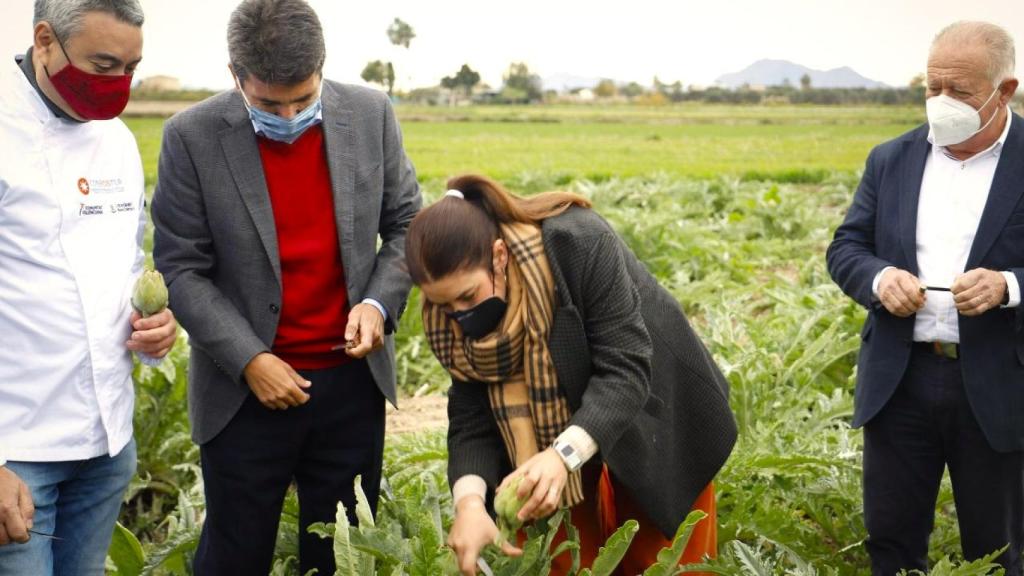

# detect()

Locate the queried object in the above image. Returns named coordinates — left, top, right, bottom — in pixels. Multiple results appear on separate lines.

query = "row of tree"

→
left=645, top=83, right=927, bottom=106
left=356, top=18, right=1024, bottom=107
left=410, top=71, right=1024, bottom=107
left=630, top=73, right=930, bottom=105
left=401, top=68, right=929, bottom=106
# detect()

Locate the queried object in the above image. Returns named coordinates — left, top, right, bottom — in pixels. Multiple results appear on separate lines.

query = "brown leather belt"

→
left=912, top=341, right=959, bottom=360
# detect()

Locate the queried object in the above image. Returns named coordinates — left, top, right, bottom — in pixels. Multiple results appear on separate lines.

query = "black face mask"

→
left=447, top=271, right=508, bottom=340
left=447, top=296, right=507, bottom=340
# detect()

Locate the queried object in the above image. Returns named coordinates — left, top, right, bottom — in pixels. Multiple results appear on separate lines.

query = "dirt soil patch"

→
left=386, top=394, right=448, bottom=435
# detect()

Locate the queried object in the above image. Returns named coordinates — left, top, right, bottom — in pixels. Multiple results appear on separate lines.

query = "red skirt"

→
left=518, top=465, right=717, bottom=575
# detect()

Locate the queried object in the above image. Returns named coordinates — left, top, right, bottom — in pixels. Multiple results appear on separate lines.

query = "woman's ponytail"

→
left=406, top=174, right=591, bottom=284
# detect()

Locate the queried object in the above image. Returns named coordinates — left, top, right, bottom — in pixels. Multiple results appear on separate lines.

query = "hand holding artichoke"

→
left=132, top=269, right=169, bottom=318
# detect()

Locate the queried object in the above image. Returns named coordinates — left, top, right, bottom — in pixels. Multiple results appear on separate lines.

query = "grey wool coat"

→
left=447, top=206, right=738, bottom=538
left=151, top=80, right=422, bottom=444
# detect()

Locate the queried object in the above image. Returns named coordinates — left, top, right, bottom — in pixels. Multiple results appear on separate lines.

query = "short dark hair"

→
left=228, top=0, right=325, bottom=86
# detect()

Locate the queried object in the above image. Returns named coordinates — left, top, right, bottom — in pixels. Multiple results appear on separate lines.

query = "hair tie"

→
left=444, top=189, right=465, bottom=200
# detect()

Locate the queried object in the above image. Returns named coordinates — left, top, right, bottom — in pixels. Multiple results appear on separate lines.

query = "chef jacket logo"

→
left=79, top=203, right=104, bottom=216
left=78, top=177, right=125, bottom=195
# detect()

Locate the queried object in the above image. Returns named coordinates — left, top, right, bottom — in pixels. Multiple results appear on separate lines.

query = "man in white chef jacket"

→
left=0, top=1, right=177, bottom=573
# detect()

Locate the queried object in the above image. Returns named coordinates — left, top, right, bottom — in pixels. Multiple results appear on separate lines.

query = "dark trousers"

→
left=193, top=360, right=385, bottom=576
left=863, top=347, right=1024, bottom=575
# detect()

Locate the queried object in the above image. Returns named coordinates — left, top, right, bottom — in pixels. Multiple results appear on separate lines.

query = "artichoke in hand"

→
left=132, top=269, right=169, bottom=317
left=494, top=476, right=529, bottom=544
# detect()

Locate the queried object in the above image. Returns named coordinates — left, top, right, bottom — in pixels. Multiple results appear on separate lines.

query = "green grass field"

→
left=395, top=103, right=925, bottom=125
left=125, top=103, right=922, bottom=186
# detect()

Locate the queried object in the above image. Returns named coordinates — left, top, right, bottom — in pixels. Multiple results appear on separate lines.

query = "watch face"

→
left=559, top=444, right=575, bottom=457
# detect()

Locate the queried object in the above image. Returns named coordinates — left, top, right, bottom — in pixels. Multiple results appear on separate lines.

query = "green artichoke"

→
left=494, top=476, right=528, bottom=542
left=132, top=269, right=169, bottom=317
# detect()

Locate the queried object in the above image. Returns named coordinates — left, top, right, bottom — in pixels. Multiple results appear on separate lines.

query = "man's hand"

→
left=952, top=268, right=1007, bottom=317
left=127, top=308, right=178, bottom=359
left=344, top=304, right=385, bottom=359
left=877, top=268, right=926, bottom=317
left=243, top=353, right=311, bottom=410
left=448, top=496, right=521, bottom=576
left=0, top=466, right=34, bottom=546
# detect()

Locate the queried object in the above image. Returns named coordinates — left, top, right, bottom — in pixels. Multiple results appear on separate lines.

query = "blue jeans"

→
left=0, top=439, right=136, bottom=576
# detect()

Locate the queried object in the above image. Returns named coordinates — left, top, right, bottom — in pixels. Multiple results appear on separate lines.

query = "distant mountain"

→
left=542, top=73, right=601, bottom=92
left=716, top=59, right=887, bottom=89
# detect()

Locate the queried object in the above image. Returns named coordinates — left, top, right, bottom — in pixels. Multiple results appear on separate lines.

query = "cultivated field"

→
left=109, top=104, right=1000, bottom=575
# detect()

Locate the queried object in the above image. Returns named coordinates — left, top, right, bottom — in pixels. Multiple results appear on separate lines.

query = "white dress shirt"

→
left=873, top=108, right=1018, bottom=344
left=0, top=59, right=145, bottom=462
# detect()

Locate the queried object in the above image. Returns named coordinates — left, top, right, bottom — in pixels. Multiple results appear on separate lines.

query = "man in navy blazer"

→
left=828, top=21, right=1024, bottom=575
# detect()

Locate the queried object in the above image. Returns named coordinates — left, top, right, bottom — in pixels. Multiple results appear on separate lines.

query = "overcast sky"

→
left=1, top=0, right=1021, bottom=91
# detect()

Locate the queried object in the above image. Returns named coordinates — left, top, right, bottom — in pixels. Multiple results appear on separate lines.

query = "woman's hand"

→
left=448, top=496, right=521, bottom=575
left=498, top=447, right=568, bottom=522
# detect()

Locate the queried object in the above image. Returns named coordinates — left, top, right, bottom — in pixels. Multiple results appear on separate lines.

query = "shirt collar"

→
left=15, top=47, right=81, bottom=124
left=929, top=106, right=1012, bottom=162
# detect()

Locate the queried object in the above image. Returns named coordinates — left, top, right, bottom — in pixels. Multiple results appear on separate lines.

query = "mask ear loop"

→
left=974, top=85, right=1004, bottom=135
left=232, top=73, right=255, bottom=110
left=42, top=24, right=74, bottom=78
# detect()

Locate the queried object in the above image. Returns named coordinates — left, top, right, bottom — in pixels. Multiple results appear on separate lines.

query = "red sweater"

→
left=257, top=125, right=350, bottom=369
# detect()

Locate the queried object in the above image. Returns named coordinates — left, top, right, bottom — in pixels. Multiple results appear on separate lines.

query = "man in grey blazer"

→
left=151, top=0, right=421, bottom=573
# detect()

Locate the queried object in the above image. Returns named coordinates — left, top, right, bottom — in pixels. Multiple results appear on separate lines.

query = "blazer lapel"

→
left=220, top=98, right=282, bottom=286
left=320, top=83, right=358, bottom=299
left=898, top=130, right=930, bottom=275
left=966, top=113, right=1024, bottom=269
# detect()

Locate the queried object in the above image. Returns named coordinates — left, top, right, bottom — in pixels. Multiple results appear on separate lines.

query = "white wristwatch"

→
left=552, top=439, right=583, bottom=472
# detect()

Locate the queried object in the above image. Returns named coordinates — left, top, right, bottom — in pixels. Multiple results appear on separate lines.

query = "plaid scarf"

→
left=424, top=221, right=583, bottom=507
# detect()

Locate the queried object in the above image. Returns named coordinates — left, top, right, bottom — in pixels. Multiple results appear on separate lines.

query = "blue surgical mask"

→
left=238, top=84, right=323, bottom=144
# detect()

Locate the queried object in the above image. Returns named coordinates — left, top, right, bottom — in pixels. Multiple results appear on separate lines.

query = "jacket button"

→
left=269, top=304, right=280, bottom=314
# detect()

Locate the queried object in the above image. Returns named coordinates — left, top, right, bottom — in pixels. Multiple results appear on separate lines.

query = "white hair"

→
left=931, top=21, right=1016, bottom=85
left=33, top=0, right=144, bottom=43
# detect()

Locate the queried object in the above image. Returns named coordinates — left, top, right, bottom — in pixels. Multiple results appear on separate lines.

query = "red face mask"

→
left=44, top=37, right=132, bottom=121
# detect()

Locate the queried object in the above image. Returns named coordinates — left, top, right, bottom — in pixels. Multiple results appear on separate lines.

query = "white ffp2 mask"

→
left=926, top=88, right=1001, bottom=147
